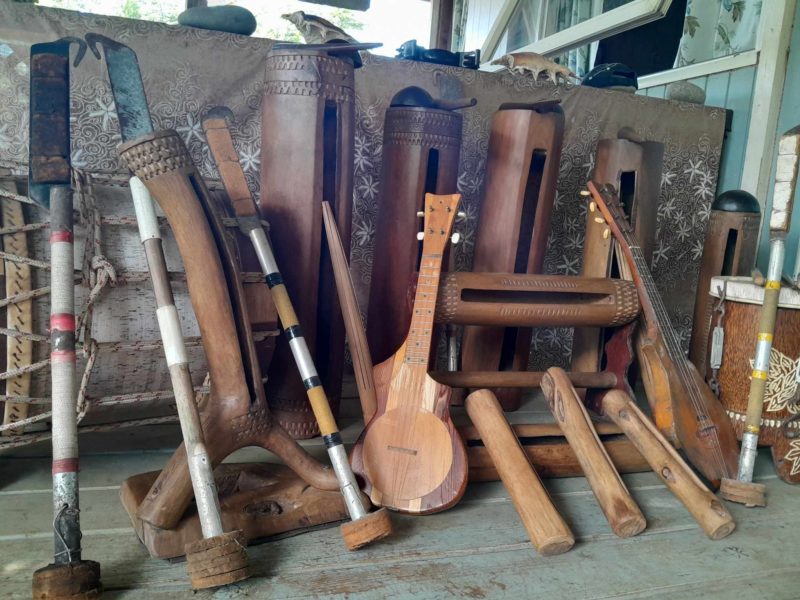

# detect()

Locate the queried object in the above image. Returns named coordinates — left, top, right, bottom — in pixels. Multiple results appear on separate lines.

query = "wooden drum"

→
left=706, top=276, right=800, bottom=483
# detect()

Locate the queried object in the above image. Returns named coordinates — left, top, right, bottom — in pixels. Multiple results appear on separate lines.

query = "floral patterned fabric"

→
left=675, top=0, right=762, bottom=67
left=0, top=4, right=725, bottom=373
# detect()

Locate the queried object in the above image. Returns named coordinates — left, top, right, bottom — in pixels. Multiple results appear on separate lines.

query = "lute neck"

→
left=403, top=251, right=445, bottom=367
left=626, top=238, right=688, bottom=365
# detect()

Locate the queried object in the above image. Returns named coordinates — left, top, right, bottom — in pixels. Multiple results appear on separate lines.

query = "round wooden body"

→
left=707, top=276, right=800, bottom=482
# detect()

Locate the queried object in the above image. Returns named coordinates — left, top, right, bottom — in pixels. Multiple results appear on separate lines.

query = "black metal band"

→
left=303, top=376, right=322, bottom=390
left=285, top=324, right=304, bottom=340
left=265, top=273, right=283, bottom=288
left=323, top=432, right=343, bottom=448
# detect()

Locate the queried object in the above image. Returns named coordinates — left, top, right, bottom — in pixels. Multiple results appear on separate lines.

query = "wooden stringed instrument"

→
left=350, top=193, right=468, bottom=514
left=587, top=181, right=739, bottom=487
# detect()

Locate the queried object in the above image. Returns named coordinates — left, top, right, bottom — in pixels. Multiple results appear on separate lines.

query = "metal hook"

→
left=84, top=32, right=132, bottom=60
left=59, top=36, right=89, bottom=67
left=204, top=106, right=236, bottom=125
left=33, top=36, right=88, bottom=68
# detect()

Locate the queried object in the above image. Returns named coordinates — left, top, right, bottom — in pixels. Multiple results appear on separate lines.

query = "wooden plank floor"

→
left=2, top=400, right=799, bottom=598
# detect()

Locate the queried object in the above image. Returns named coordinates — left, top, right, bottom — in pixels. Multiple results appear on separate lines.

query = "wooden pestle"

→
left=601, top=390, right=736, bottom=540
left=541, top=367, right=646, bottom=538
left=465, top=389, right=574, bottom=556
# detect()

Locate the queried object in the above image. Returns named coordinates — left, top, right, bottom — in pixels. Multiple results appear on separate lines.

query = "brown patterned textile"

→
left=0, top=4, right=725, bottom=373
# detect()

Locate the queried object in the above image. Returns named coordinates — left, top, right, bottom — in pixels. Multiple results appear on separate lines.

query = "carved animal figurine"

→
left=282, top=11, right=357, bottom=44
left=491, top=52, right=580, bottom=84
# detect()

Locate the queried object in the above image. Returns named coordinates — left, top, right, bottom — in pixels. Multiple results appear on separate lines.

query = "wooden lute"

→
left=587, top=182, right=739, bottom=487
left=350, top=193, right=468, bottom=514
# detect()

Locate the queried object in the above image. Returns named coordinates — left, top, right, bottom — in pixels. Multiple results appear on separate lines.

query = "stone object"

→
left=178, top=6, right=257, bottom=36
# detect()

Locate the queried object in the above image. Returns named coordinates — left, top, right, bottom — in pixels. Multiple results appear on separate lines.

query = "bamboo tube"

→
left=602, top=390, right=735, bottom=540
left=541, top=367, right=646, bottom=538
left=465, top=389, right=574, bottom=555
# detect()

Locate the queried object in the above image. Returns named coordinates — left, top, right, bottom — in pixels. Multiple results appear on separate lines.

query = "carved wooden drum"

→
left=706, top=276, right=800, bottom=483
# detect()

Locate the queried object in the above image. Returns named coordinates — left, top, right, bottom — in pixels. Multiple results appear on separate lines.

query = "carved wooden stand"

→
left=688, top=191, right=760, bottom=375
left=260, top=48, right=356, bottom=438
left=572, top=133, right=663, bottom=375
left=367, top=96, right=464, bottom=364
left=119, top=131, right=349, bottom=555
left=461, top=102, right=564, bottom=410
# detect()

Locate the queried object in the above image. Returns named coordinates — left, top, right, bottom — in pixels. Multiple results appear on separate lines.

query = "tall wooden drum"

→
left=706, top=276, right=800, bottom=484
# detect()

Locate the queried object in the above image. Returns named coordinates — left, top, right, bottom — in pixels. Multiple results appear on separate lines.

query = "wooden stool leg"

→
left=602, top=390, right=735, bottom=540
left=465, top=389, right=574, bottom=556
left=541, top=368, right=646, bottom=538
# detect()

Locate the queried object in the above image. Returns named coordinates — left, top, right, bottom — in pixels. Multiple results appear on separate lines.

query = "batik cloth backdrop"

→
left=0, top=4, right=725, bottom=383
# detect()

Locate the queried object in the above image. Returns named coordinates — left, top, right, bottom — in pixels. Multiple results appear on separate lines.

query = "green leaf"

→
left=717, top=23, right=731, bottom=47
left=732, top=1, right=745, bottom=22
left=684, top=15, right=700, bottom=37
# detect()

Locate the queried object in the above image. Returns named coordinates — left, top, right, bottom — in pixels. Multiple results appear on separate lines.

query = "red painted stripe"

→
left=52, top=458, right=79, bottom=474
left=50, top=231, right=73, bottom=243
left=50, top=313, right=75, bottom=331
left=51, top=350, right=76, bottom=362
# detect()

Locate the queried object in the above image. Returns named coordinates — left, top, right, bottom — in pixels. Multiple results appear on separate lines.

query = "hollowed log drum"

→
left=706, top=276, right=800, bottom=484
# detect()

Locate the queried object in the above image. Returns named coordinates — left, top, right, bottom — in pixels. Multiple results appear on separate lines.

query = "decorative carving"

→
left=119, top=130, right=193, bottom=182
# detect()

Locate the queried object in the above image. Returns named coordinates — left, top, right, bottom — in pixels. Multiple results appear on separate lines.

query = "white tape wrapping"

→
left=156, top=305, right=189, bottom=367
left=130, top=176, right=161, bottom=242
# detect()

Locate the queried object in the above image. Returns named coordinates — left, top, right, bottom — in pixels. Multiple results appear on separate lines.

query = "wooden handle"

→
left=541, top=367, right=646, bottom=538
left=602, top=390, right=735, bottom=540
left=322, top=201, right=377, bottom=423
left=465, top=389, right=574, bottom=555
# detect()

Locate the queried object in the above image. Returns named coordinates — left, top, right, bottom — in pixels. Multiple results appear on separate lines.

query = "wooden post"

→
left=541, top=367, right=646, bottom=538
left=465, top=389, right=574, bottom=555
left=429, top=0, right=455, bottom=50
left=602, top=390, right=736, bottom=540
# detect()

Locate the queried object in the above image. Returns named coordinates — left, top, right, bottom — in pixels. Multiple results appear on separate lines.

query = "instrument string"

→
left=591, top=184, right=728, bottom=476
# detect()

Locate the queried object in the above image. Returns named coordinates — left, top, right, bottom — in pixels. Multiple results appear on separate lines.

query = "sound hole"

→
left=619, top=170, right=637, bottom=222
left=721, top=228, right=738, bottom=275
left=460, top=289, right=612, bottom=305
left=317, top=101, right=339, bottom=387
left=416, top=149, right=440, bottom=270
left=500, top=149, right=547, bottom=370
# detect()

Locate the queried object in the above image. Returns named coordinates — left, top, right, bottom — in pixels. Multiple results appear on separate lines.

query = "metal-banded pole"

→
left=129, top=177, right=224, bottom=538
left=203, top=109, right=391, bottom=549
left=50, top=185, right=81, bottom=563
left=721, top=124, right=800, bottom=508
left=738, top=239, right=783, bottom=483
left=244, top=220, right=367, bottom=522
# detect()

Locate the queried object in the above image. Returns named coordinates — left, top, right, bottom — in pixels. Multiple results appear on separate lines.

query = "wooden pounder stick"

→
left=601, top=390, right=735, bottom=540
left=541, top=367, right=646, bottom=538
left=465, top=389, right=574, bottom=555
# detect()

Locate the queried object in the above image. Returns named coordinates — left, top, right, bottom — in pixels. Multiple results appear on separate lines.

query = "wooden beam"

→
left=429, top=0, right=455, bottom=50
left=741, top=0, right=797, bottom=202
left=480, top=0, right=518, bottom=62
left=481, top=0, right=671, bottom=67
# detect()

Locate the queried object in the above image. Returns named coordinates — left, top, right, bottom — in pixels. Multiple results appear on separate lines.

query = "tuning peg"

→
left=417, top=231, right=424, bottom=241
left=580, top=189, right=591, bottom=197
left=416, top=211, right=424, bottom=218
left=456, top=211, right=467, bottom=221
left=451, top=232, right=461, bottom=244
